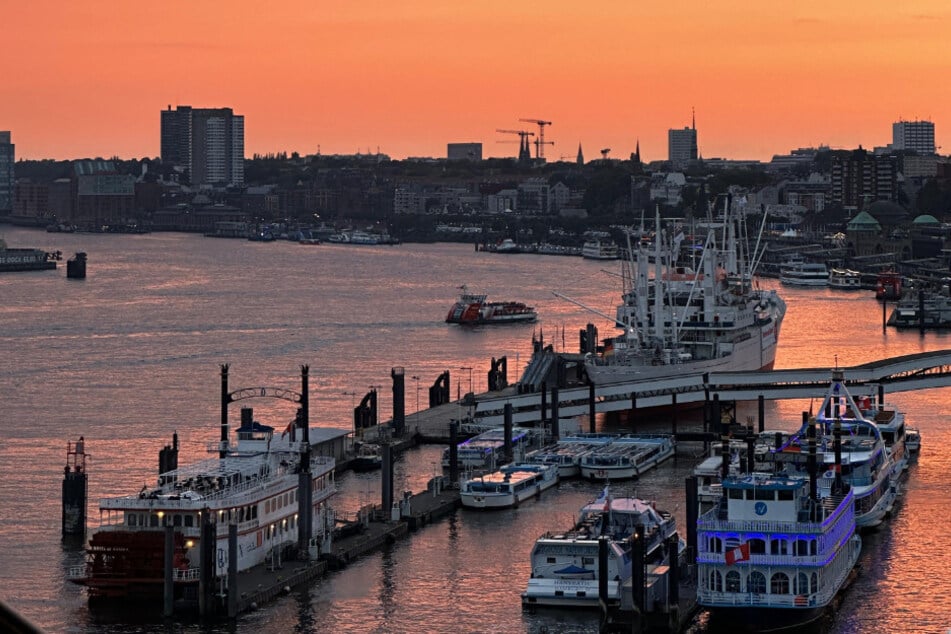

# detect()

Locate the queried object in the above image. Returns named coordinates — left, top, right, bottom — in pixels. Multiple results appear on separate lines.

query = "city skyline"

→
left=3, top=1, right=950, bottom=161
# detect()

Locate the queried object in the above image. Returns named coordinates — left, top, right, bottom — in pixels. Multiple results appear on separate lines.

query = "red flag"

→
left=725, top=542, right=750, bottom=565
left=281, top=420, right=294, bottom=439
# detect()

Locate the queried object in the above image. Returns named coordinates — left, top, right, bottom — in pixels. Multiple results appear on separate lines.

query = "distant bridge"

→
left=471, top=350, right=951, bottom=426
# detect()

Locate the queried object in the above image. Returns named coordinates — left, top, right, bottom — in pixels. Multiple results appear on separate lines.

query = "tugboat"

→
left=66, top=252, right=87, bottom=279
left=445, top=285, right=537, bottom=325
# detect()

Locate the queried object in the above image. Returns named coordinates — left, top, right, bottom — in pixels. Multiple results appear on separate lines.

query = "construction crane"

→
left=496, top=129, right=535, bottom=162
left=520, top=118, right=553, bottom=159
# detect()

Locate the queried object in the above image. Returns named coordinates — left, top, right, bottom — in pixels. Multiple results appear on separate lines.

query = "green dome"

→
left=846, top=211, right=881, bottom=231
left=913, top=214, right=940, bottom=225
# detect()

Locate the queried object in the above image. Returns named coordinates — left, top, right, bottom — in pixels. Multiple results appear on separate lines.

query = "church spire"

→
left=577, top=143, right=584, bottom=166
left=635, top=138, right=641, bottom=163
left=692, top=106, right=696, bottom=130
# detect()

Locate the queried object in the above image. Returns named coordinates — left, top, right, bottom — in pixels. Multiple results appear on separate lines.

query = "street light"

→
left=342, top=391, right=357, bottom=438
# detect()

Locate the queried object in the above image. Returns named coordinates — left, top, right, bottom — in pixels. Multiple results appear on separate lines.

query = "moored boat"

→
left=779, top=259, right=829, bottom=286
left=445, top=285, right=537, bottom=325
left=459, top=463, right=558, bottom=509
left=441, top=426, right=535, bottom=469
left=697, top=472, right=861, bottom=632
left=578, top=434, right=675, bottom=481
left=568, top=199, right=786, bottom=388
left=524, top=433, right=618, bottom=478
left=67, top=403, right=337, bottom=600
left=522, top=488, right=680, bottom=608
left=827, top=268, right=861, bottom=290
left=0, top=238, right=59, bottom=272
left=581, top=239, right=620, bottom=260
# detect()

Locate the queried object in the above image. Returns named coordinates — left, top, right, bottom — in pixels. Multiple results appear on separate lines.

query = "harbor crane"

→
left=519, top=118, right=553, bottom=159
left=496, top=129, right=535, bottom=162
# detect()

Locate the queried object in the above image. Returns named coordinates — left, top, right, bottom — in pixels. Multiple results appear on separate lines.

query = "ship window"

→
left=795, top=572, right=809, bottom=594
left=709, top=536, right=722, bottom=553
left=150, top=514, right=160, bottom=527
left=726, top=571, right=741, bottom=592
left=728, top=488, right=742, bottom=500
left=810, top=572, right=818, bottom=593
left=754, top=489, right=774, bottom=501
left=546, top=557, right=556, bottom=564
left=795, top=539, right=810, bottom=555
left=128, top=514, right=137, bottom=527
left=748, top=538, right=766, bottom=555
left=582, top=557, right=594, bottom=565
left=770, top=572, right=790, bottom=594
left=770, top=539, right=787, bottom=555
left=184, top=514, right=194, bottom=528
left=709, top=570, right=723, bottom=592
left=778, top=490, right=794, bottom=501
left=748, top=571, right=766, bottom=594
left=173, top=514, right=182, bottom=527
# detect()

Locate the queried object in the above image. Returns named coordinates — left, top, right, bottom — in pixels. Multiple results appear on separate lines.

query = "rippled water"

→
left=0, top=227, right=948, bottom=633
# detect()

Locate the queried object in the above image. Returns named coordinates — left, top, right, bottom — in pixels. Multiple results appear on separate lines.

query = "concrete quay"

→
left=231, top=481, right=461, bottom=616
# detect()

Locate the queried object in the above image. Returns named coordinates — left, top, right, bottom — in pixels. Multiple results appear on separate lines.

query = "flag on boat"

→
left=281, top=420, right=294, bottom=439
left=596, top=484, right=610, bottom=511
left=725, top=542, right=750, bottom=565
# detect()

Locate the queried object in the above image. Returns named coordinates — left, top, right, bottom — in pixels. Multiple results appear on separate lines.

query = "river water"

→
left=0, top=227, right=948, bottom=634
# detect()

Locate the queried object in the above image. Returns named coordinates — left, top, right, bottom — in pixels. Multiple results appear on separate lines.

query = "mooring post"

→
left=382, top=444, right=394, bottom=518
left=164, top=524, right=174, bottom=618
left=62, top=438, right=87, bottom=537
left=758, top=394, right=765, bottom=433
left=391, top=367, right=405, bottom=437
left=228, top=522, right=238, bottom=619
left=588, top=382, right=596, bottom=433
left=220, top=364, right=230, bottom=459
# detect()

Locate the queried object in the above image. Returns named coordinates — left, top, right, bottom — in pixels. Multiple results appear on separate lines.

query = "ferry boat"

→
left=766, top=371, right=898, bottom=529
left=524, top=433, right=618, bottom=478
left=459, top=463, right=559, bottom=509
left=578, top=434, right=675, bottom=481
left=522, top=488, right=679, bottom=608
left=779, top=260, right=829, bottom=286
left=441, top=426, right=534, bottom=469
left=445, top=285, right=538, bottom=325
left=827, top=268, right=861, bottom=290
left=875, top=270, right=902, bottom=301
left=569, top=200, right=786, bottom=388
left=67, top=407, right=336, bottom=600
left=697, top=472, right=862, bottom=632
left=905, top=428, right=921, bottom=455
left=856, top=394, right=913, bottom=473
left=581, top=239, right=620, bottom=261
left=0, top=238, right=59, bottom=272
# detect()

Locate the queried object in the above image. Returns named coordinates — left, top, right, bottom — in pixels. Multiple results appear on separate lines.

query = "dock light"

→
left=157, top=511, right=164, bottom=519
left=186, top=540, right=195, bottom=548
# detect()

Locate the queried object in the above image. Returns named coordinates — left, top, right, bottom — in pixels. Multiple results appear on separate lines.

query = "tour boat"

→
left=524, top=433, right=619, bottom=478
left=581, top=239, right=620, bottom=260
left=875, top=270, right=902, bottom=301
left=779, top=260, right=829, bottom=286
left=67, top=408, right=336, bottom=600
left=459, top=463, right=559, bottom=509
left=697, top=472, right=861, bottom=632
left=445, top=285, right=537, bottom=325
left=857, top=395, right=913, bottom=473
left=522, top=488, right=680, bottom=608
left=441, top=426, right=534, bottom=469
left=578, top=434, right=675, bottom=481
left=827, top=268, right=861, bottom=290
left=566, top=200, right=786, bottom=388
left=887, top=287, right=951, bottom=329
left=766, top=370, right=898, bottom=529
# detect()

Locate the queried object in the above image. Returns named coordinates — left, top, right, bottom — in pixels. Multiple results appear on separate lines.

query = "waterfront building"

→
left=830, top=148, right=898, bottom=212
left=12, top=180, right=49, bottom=224
left=0, top=131, right=13, bottom=214
left=160, top=105, right=245, bottom=186
left=73, top=160, right=136, bottom=227
left=892, top=119, right=935, bottom=155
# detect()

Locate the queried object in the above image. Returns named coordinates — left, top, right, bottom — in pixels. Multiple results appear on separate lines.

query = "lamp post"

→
left=411, top=375, right=421, bottom=433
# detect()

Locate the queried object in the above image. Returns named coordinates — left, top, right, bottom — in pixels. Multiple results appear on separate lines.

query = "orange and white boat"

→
left=445, top=285, right=537, bottom=325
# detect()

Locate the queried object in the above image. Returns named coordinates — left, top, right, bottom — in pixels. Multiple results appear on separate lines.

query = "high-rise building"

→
left=668, top=114, right=698, bottom=169
left=160, top=106, right=244, bottom=186
left=0, top=131, right=14, bottom=214
left=892, top=120, right=935, bottom=155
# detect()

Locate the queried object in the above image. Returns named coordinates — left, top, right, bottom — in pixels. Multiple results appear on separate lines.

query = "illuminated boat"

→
left=697, top=472, right=861, bottom=632
left=67, top=407, right=336, bottom=600
left=459, top=463, right=558, bottom=509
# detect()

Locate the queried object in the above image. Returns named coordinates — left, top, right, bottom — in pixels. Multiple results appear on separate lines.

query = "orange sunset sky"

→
left=3, top=1, right=950, bottom=162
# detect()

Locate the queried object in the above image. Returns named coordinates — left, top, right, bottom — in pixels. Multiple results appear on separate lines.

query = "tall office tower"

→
left=0, top=132, right=13, bottom=214
left=668, top=112, right=698, bottom=169
left=160, top=106, right=245, bottom=185
left=892, top=120, right=935, bottom=154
